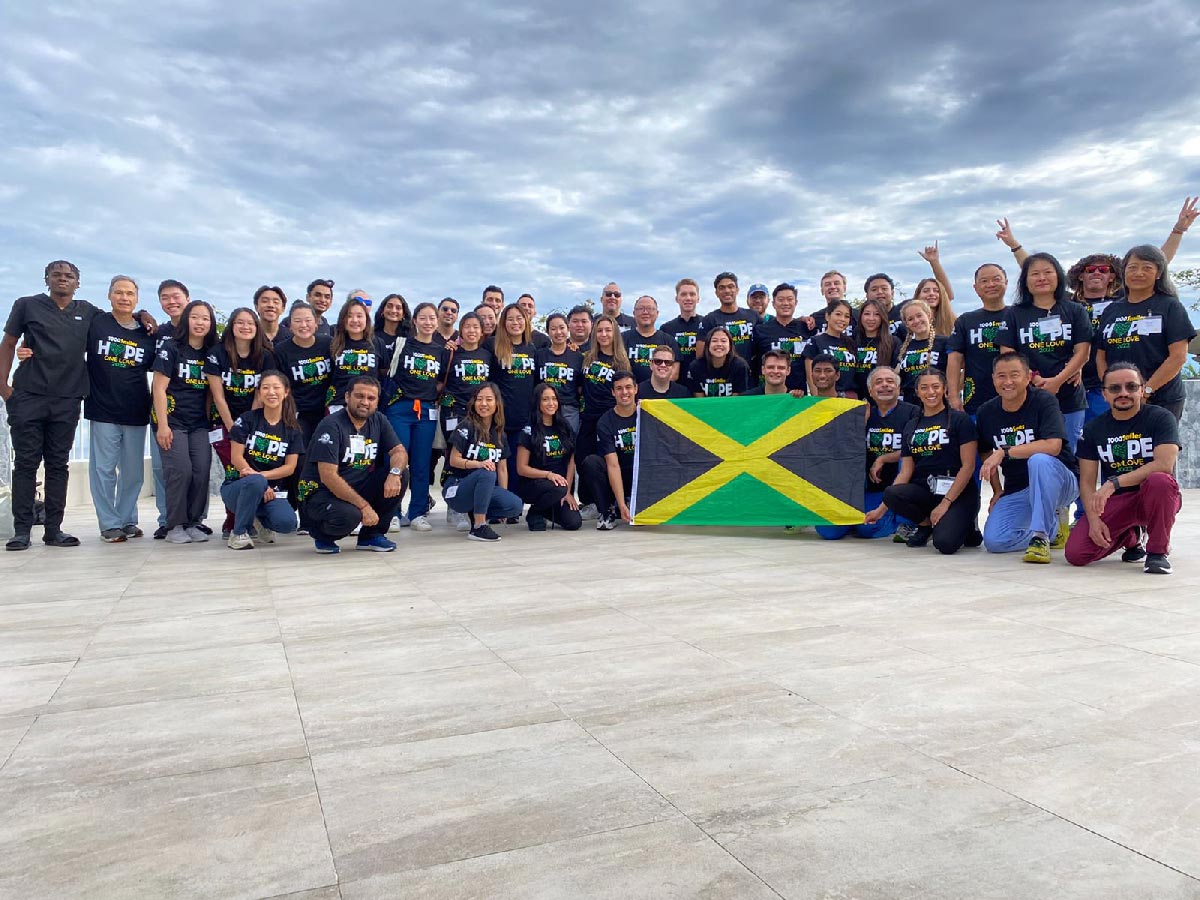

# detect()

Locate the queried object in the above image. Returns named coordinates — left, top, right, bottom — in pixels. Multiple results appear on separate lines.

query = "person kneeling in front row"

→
left=1066, top=362, right=1181, bottom=575
left=580, top=371, right=639, bottom=530
left=516, top=383, right=583, bottom=531
left=299, top=376, right=408, bottom=554
left=442, top=382, right=524, bottom=542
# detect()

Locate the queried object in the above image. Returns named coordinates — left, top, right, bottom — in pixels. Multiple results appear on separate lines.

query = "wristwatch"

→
left=1107, top=475, right=1121, bottom=490
left=388, top=467, right=403, bottom=476
left=1001, top=446, right=1010, bottom=460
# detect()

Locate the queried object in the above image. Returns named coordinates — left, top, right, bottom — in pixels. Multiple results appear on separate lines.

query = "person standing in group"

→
left=300, top=376, right=407, bottom=554
left=1066, top=255, right=1124, bottom=423
left=1095, top=245, right=1196, bottom=423
left=283, top=279, right=335, bottom=336
left=852, top=298, right=894, bottom=400
left=893, top=299, right=949, bottom=404
left=746, top=283, right=770, bottom=318
left=976, top=352, right=1079, bottom=564
left=438, top=311, right=494, bottom=531
left=475, top=303, right=499, bottom=345
left=206, top=307, right=273, bottom=539
left=1067, top=362, right=1181, bottom=575
left=688, top=326, right=750, bottom=396
left=947, top=264, right=1009, bottom=416
left=807, top=354, right=847, bottom=398
left=254, top=285, right=290, bottom=345
left=752, top=283, right=811, bottom=391
left=638, top=345, right=693, bottom=399
left=492, top=303, right=539, bottom=504
left=599, top=282, right=635, bottom=329
left=2, top=261, right=155, bottom=550
left=823, top=366, right=919, bottom=540
left=85, top=276, right=156, bottom=543
left=661, top=278, right=703, bottom=377
left=806, top=271, right=854, bottom=337
left=535, top=313, right=584, bottom=432
left=516, top=383, right=582, bottom=531
left=383, top=301, right=446, bottom=532
left=517, top=294, right=551, bottom=349
left=997, top=252, right=1092, bottom=455
left=623, top=295, right=677, bottom=383
left=442, top=382, right=524, bottom=542
left=373, top=293, right=411, bottom=360
left=802, top=298, right=857, bottom=398
left=481, top=285, right=505, bottom=316
left=911, top=276, right=956, bottom=339
left=742, top=349, right=794, bottom=396
left=870, top=368, right=980, bottom=554
left=566, top=304, right=593, bottom=351
left=328, top=298, right=383, bottom=406
left=149, top=279, right=190, bottom=538
left=698, top=271, right=761, bottom=364
left=433, top=297, right=460, bottom=348
left=577, top=316, right=630, bottom=513
left=220, top=371, right=303, bottom=550
left=862, top=274, right=906, bottom=337
left=152, top=300, right=217, bottom=544
left=580, top=372, right=639, bottom=530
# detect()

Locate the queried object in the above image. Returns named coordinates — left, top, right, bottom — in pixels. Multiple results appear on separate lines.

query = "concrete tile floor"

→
left=1, top=496, right=1199, bottom=898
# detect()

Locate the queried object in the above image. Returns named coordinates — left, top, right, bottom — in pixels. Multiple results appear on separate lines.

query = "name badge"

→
left=445, top=417, right=459, bottom=432
left=428, top=406, right=439, bottom=422
left=1139, top=316, right=1163, bottom=335
left=1035, top=316, right=1062, bottom=338
left=328, top=404, right=344, bottom=415
left=349, top=434, right=366, bottom=456
left=444, top=484, right=459, bottom=499
left=928, top=476, right=954, bottom=496
left=273, top=490, right=288, bottom=500
left=208, top=428, right=224, bottom=444
left=1091, top=301, right=1112, bottom=318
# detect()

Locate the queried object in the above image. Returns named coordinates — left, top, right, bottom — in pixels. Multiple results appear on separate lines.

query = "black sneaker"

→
left=5, top=533, right=31, bottom=551
left=194, top=523, right=213, bottom=536
left=893, top=523, right=916, bottom=544
left=469, top=523, right=501, bottom=542
left=505, top=516, right=520, bottom=525
left=1122, top=527, right=1148, bottom=563
left=1144, top=553, right=1172, bottom=575
left=122, top=524, right=144, bottom=538
left=964, top=528, right=984, bottom=548
left=905, top=525, right=933, bottom=548
left=527, top=512, right=547, bottom=532
left=153, top=525, right=169, bottom=540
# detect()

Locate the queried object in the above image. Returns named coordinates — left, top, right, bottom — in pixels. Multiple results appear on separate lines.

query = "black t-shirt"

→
left=493, top=341, right=538, bottom=430
left=852, top=332, right=891, bottom=400
left=518, top=424, right=573, bottom=477
left=430, top=329, right=457, bottom=349
left=947, top=306, right=1008, bottom=413
left=809, top=307, right=855, bottom=340
left=1096, top=293, right=1197, bottom=406
left=447, top=421, right=507, bottom=479
left=688, top=355, right=751, bottom=397
left=1077, top=405, right=1181, bottom=492
left=699, top=307, right=762, bottom=363
left=596, top=408, right=638, bottom=482
left=204, top=344, right=267, bottom=423
left=386, top=338, right=447, bottom=406
left=84, top=313, right=154, bottom=425
left=1078, top=296, right=1119, bottom=391
left=535, top=346, right=584, bottom=409
left=975, top=388, right=1076, bottom=495
left=622, top=328, right=679, bottom=383
left=441, top=346, right=494, bottom=411
left=228, top=408, right=306, bottom=482
left=752, top=318, right=811, bottom=390
left=637, top=380, right=692, bottom=400
left=866, top=401, right=920, bottom=490
left=887, top=305, right=907, bottom=339
left=996, top=301, right=1092, bottom=412
left=892, top=334, right=950, bottom=402
left=376, top=329, right=404, bottom=369
left=263, top=323, right=292, bottom=346
left=610, top=312, right=636, bottom=330
left=661, top=315, right=703, bottom=371
left=329, top=336, right=384, bottom=402
left=741, top=385, right=790, bottom=396
left=901, top=407, right=976, bottom=479
left=152, top=339, right=210, bottom=430
left=4, top=293, right=102, bottom=399
left=802, top=333, right=858, bottom=396
left=530, top=330, right=552, bottom=350
left=274, top=336, right=332, bottom=415
left=581, top=352, right=617, bottom=418
left=300, top=409, right=399, bottom=495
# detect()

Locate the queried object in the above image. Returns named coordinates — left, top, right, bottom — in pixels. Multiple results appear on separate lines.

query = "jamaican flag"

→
left=631, top=395, right=865, bottom=526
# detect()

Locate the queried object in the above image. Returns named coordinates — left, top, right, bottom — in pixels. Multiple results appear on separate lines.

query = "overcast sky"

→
left=3, top=0, right=1200, bottom=319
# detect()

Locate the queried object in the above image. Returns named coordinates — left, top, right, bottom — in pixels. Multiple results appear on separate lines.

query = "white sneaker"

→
left=454, top=512, right=471, bottom=533
left=165, top=525, right=192, bottom=544
left=351, top=523, right=362, bottom=536
left=398, top=515, right=411, bottom=528
left=185, top=526, right=209, bottom=542
left=445, top=507, right=455, bottom=524
left=410, top=515, right=433, bottom=532
left=228, top=532, right=255, bottom=550
left=579, top=503, right=599, bottom=521
left=388, top=516, right=402, bottom=533
left=254, top=526, right=275, bottom=544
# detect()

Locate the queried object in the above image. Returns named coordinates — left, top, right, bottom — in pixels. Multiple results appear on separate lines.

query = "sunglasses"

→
left=1104, top=382, right=1143, bottom=395
left=1083, top=265, right=1113, bottom=274
left=650, top=359, right=674, bottom=367
left=603, top=290, right=621, bottom=298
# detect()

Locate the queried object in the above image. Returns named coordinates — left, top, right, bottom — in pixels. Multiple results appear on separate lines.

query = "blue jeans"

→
left=219, top=474, right=298, bottom=536
left=816, top=490, right=910, bottom=540
left=983, top=453, right=1078, bottom=552
left=442, top=468, right=523, bottom=520
left=1084, top=388, right=1108, bottom=424
left=1063, top=409, right=1085, bottom=457
left=89, top=421, right=146, bottom=531
left=386, top=400, right=437, bottom=520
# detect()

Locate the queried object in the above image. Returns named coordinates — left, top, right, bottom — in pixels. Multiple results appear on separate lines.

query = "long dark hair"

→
left=177, top=299, right=218, bottom=351
left=374, top=293, right=411, bottom=337
left=465, top=381, right=505, bottom=437
left=222, top=307, right=273, bottom=368
left=331, top=298, right=374, bottom=358
left=702, top=326, right=734, bottom=369
left=1016, top=252, right=1069, bottom=307
left=856, top=298, right=893, bottom=365
left=529, top=382, right=575, bottom=458
left=255, top=370, right=300, bottom=430
left=1122, top=244, right=1178, bottom=298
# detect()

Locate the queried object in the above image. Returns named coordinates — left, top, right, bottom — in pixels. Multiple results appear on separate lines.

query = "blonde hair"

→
left=897, top=299, right=935, bottom=364
left=583, top=315, right=631, bottom=372
left=912, top=278, right=956, bottom=336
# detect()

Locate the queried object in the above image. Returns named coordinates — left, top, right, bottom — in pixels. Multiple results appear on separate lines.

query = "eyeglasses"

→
left=603, top=290, right=621, bottom=298
left=1083, top=265, right=1113, bottom=274
left=1104, top=382, right=1143, bottom=394
left=650, top=359, right=674, bottom=367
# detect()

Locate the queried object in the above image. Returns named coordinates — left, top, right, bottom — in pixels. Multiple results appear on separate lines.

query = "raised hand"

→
left=918, top=241, right=940, bottom=263
left=1173, top=197, right=1199, bottom=233
left=995, top=218, right=1019, bottom=249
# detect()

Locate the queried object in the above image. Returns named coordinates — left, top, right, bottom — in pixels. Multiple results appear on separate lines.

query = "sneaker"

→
left=165, top=525, right=192, bottom=544
left=905, top=525, right=933, bottom=548
left=596, top=513, right=617, bottom=531
left=153, top=525, right=169, bottom=540
left=122, top=524, right=144, bottom=538
left=527, top=512, right=547, bottom=531
left=469, top=523, right=501, bottom=542
left=424, top=497, right=437, bottom=515
left=254, top=526, right=276, bottom=544
left=297, top=528, right=310, bottom=537
left=101, top=528, right=128, bottom=543
left=185, top=526, right=209, bottom=543
left=1144, top=553, right=1172, bottom=575
left=5, top=533, right=31, bottom=551
left=221, top=529, right=232, bottom=541
left=44, top=532, right=81, bottom=547
left=454, top=512, right=472, bottom=533
left=1023, top=536, right=1051, bottom=564
left=409, top=515, right=433, bottom=532
left=314, top=539, right=340, bottom=554
left=227, top=532, right=255, bottom=550
left=1049, top=508, right=1070, bottom=550
left=505, top=516, right=520, bottom=525
left=445, top=507, right=455, bottom=524
left=1122, top=527, right=1148, bottom=563
left=194, top=523, right=213, bottom=536
left=579, top=503, right=599, bottom=521
left=350, top=523, right=362, bottom=536
left=356, top=534, right=397, bottom=552
left=398, top=515, right=411, bottom=528
left=488, top=517, right=502, bottom=525
left=893, top=523, right=917, bottom=544
left=964, top=527, right=984, bottom=548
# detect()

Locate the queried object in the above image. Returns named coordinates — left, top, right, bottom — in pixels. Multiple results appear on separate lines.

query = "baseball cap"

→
left=747, top=283, right=768, bottom=296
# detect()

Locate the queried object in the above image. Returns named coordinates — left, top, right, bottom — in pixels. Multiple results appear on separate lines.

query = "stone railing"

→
left=1177, top=380, right=1200, bottom=489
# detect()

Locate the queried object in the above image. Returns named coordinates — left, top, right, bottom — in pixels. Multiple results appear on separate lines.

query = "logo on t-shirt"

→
left=291, top=357, right=331, bottom=384
left=1102, top=315, right=1161, bottom=349
left=178, top=360, right=205, bottom=387
left=968, top=322, right=1001, bottom=348
left=404, top=351, right=441, bottom=379
left=701, top=378, right=734, bottom=398
left=991, top=424, right=1036, bottom=449
left=336, top=348, right=376, bottom=373
left=505, top=352, right=536, bottom=375
left=97, top=337, right=145, bottom=368
left=342, top=438, right=378, bottom=468
left=1096, top=431, right=1155, bottom=471
left=543, top=434, right=566, bottom=458
left=613, top=425, right=637, bottom=452
left=867, top=426, right=903, bottom=455
left=909, top=424, right=949, bottom=456
left=454, top=359, right=489, bottom=381
left=539, top=362, right=573, bottom=385
left=585, top=360, right=614, bottom=384
left=772, top=338, right=806, bottom=358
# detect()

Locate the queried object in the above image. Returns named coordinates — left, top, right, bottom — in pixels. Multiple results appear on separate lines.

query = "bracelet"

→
left=1172, top=228, right=1186, bottom=235
left=1010, top=244, right=1022, bottom=253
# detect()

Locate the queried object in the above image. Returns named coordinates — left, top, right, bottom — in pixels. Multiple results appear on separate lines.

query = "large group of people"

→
left=2, top=201, right=1196, bottom=574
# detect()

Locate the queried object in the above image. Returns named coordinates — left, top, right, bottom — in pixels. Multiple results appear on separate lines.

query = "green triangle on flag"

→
left=663, top=471, right=833, bottom=526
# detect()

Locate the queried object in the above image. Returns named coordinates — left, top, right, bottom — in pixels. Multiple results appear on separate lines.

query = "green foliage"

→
left=1171, top=269, right=1200, bottom=312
